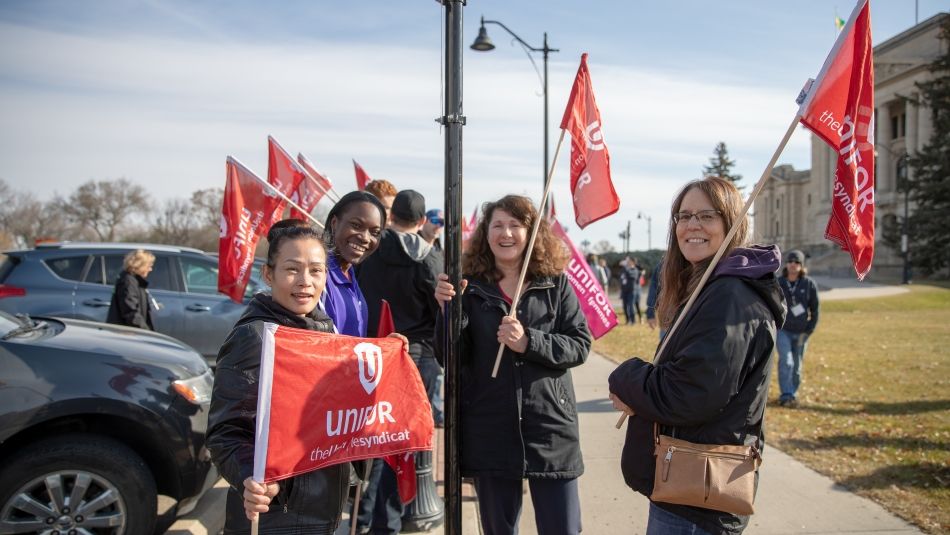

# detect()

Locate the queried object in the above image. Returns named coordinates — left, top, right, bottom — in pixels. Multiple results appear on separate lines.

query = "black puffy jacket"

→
left=608, top=246, right=786, bottom=535
left=436, top=274, right=592, bottom=479
left=207, top=294, right=351, bottom=535
left=106, top=270, right=153, bottom=330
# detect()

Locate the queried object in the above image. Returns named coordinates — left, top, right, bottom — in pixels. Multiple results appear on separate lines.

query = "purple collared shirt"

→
left=321, top=253, right=368, bottom=337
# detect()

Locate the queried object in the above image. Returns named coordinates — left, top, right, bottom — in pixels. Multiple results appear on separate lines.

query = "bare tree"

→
left=593, top=239, right=615, bottom=254
left=0, top=179, right=72, bottom=247
left=190, top=188, right=223, bottom=229
left=56, top=178, right=150, bottom=241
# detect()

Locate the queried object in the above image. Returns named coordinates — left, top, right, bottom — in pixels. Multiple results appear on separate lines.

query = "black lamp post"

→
left=471, top=16, right=558, bottom=191
left=637, top=211, right=653, bottom=251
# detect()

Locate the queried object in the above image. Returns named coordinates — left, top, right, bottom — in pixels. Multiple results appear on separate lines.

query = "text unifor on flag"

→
left=296, top=153, right=335, bottom=219
left=560, top=53, right=620, bottom=229
left=266, top=136, right=307, bottom=227
left=551, top=219, right=618, bottom=339
left=252, top=324, right=433, bottom=484
left=798, top=0, right=875, bottom=280
left=218, top=157, right=286, bottom=303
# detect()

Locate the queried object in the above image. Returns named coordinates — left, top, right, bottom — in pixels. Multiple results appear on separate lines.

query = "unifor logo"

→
left=219, top=214, right=228, bottom=238
left=585, top=120, right=605, bottom=151
left=354, top=342, right=383, bottom=395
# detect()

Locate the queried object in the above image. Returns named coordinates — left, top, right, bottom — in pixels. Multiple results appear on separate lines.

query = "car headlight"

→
left=173, top=369, right=214, bottom=405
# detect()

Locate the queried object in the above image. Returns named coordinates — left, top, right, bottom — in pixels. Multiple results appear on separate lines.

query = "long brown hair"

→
left=657, top=177, right=749, bottom=329
left=463, top=195, right=569, bottom=282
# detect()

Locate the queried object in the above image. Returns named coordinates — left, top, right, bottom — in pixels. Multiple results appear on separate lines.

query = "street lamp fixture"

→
left=896, top=155, right=911, bottom=285
left=471, top=16, right=558, bottom=191
left=637, top=211, right=653, bottom=251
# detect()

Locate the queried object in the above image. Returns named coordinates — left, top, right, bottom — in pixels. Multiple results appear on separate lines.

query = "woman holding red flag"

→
left=434, top=195, right=592, bottom=535
left=207, top=220, right=350, bottom=534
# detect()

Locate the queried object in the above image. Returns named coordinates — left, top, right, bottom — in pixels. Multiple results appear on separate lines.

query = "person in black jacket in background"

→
left=776, top=249, right=820, bottom=408
left=106, top=249, right=155, bottom=330
left=207, top=222, right=348, bottom=534
left=608, top=177, right=786, bottom=535
left=434, top=195, right=592, bottom=535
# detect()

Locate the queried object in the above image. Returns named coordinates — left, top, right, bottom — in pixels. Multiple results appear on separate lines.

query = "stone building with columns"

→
left=754, top=13, right=947, bottom=279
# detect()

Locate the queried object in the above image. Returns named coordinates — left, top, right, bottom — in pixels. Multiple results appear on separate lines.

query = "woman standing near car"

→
left=608, top=177, right=785, bottom=534
left=207, top=221, right=349, bottom=534
left=434, top=195, right=592, bottom=535
left=106, top=248, right=155, bottom=330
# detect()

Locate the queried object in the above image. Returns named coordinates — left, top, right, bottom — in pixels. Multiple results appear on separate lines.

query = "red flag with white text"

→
left=551, top=219, right=618, bottom=339
left=376, top=301, right=417, bottom=504
left=298, top=153, right=335, bottom=201
left=288, top=154, right=333, bottom=220
left=252, top=324, right=433, bottom=484
left=798, top=0, right=874, bottom=279
left=353, top=159, right=372, bottom=191
left=559, top=53, right=620, bottom=229
left=219, top=157, right=286, bottom=302
left=267, top=136, right=307, bottom=224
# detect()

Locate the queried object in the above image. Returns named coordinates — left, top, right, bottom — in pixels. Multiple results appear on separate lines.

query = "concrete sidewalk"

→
left=169, top=350, right=922, bottom=534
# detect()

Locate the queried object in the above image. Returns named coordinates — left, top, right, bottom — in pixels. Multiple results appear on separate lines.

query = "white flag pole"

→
left=615, top=112, right=802, bottom=428
left=490, top=129, right=567, bottom=378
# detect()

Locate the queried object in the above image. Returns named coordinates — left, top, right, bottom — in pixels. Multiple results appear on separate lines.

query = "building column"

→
left=876, top=103, right=892, bottom=192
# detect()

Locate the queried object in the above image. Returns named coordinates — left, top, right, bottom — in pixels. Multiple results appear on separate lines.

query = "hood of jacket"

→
left=713, top=244, right=786, bottom=327
left=375, top=228, right=432, bottom=266
left=236, top=293, right=335, bottom=331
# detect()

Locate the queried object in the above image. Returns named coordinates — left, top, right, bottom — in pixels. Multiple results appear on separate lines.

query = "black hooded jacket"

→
left=106, top=270, right=154, bottom=330
left=356, top=228, right=443, bottom=356
left=608, top=246, right=787, bottom=535
left=207, top=294, right=349, bottom=535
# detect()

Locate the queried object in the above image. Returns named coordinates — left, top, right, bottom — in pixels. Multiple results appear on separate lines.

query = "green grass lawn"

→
left=594, top=285, right=950, bottom=534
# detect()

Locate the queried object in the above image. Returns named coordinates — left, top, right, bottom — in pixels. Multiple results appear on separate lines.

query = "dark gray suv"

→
left=0, top=242, right=265, bottom=366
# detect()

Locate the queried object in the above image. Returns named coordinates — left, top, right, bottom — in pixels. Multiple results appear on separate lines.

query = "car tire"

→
left=0, top=433, right=157, bottom=535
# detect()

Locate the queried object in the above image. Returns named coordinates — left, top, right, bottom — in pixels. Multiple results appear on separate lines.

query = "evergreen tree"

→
left=703, top=142, right=743, bottom=190
left=906, top=18, right=950, bottom=275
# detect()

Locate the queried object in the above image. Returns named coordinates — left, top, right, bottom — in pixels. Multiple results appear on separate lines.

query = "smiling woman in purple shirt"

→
left=320, top=191, right=387, bottom=337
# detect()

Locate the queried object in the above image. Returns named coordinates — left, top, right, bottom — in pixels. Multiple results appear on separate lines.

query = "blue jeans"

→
left=646, top=503, right=713, bottom=535
left=776, top=329, right=809, bottom=401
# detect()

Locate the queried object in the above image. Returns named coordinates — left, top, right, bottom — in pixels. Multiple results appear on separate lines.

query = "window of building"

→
left=774, top=220, right=780, bottom=237
left=891, top=112, right=906, bottom=139
left=807, top=193, right=812, bottom=206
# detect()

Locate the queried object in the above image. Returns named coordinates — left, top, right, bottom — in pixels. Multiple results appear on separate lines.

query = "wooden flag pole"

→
left=615, top=113, right=802, bottom=428
left=249, top=172, right=326, bottom=229
left=490, top=129, right=567, bottom=378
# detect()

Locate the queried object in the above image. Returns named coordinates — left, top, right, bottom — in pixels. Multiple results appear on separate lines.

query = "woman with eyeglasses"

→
left=776, top=250, right=819, bottom=408
left=608, top=177, right=786, bottom=535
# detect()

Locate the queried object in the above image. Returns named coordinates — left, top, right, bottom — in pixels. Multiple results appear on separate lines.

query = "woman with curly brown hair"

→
left=434, top=194, right=592, bottom=535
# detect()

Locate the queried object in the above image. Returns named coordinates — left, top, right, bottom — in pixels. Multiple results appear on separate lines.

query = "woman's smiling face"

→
left=487, top=208, right=528, bottom=267
left=263, top=237, right=327, bottom=316
left=331, top=201, right=382, bottom=269
left=675, top=187, right=725, bottom=265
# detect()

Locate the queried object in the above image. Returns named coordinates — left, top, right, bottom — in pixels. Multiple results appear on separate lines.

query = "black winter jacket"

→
left=778, top=275, right=819, bottom=334
left=357, top=228, right=443, bottom=356
left=106, top=270, right=154, bottom=330
left=608, top=246, right=786, bottom=535
left=436, top=274, right=592, bottom=479
left=207, top=294, right=350, bottom=535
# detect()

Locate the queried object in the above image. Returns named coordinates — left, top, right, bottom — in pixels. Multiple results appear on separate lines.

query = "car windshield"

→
left=0, top=310, right=24, bottom=337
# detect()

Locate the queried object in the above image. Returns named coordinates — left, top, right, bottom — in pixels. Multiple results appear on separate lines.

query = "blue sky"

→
left=0, top=1, right=946, bottom=251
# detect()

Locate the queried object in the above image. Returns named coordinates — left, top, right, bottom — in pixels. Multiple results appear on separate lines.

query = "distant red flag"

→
left=252, top=325, right=433, bottom=484
left=375, top=300, right=418, bottom=504
left=289, top=154, right=333, bottom=220
left=267, top=136, right=308, bottom=224
left=219, top=157, right=286, bottom=302
left=560, top=53, right=620, bottom=229
left=798, top=0, right=874, bottom=280
left=353, top=159, right=372, bottom=191
left=461, top=206, right=478, bottom=252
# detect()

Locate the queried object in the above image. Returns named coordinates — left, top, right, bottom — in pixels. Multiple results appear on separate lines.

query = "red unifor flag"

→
left=219, top=157, right=286, bottom=303
left=551, top=219, right=618, bottom=339
left=560, top=53, right=620, bottom=229
left=297, top=153, right=335, bottom=214
left=252, top=323, right=433, bottom=484
left=461, top=206, right=478, bottom=252
left=353, top=159, right=372, bottom=191
left=267, top=136, right=308, bottom=222
left=798, top=0, right=874, bottom=279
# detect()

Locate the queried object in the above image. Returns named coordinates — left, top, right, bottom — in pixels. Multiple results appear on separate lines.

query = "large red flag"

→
left=798, top=0, right=874, bottom=279
left=353, top=159, right=372, bottom=191
left=267, top=136, right=308, bottom=222
left=219, top=157, right=286, bottom=303
left=252, top=324, right=433, bottom=484
left=375, top=301, right=418, bottom=504
left=560, top=53, right=620, bottom=229
left=551, top=219, right=618, bottom=339
left=289, top=154, right=333, bottom=220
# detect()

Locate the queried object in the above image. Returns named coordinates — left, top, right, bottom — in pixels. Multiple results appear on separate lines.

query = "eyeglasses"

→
left=672, top=209, right=722, bottom=226
left=429, top=217, right=444, bottom=227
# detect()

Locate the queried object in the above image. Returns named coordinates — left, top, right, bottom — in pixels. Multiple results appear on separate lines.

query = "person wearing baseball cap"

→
left=777, top=249, right=820, bottom=408
left=420, top=209, right=444, bottom=252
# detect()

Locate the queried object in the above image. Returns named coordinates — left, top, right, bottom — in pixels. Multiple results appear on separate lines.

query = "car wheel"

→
left=0, top=434, right=157, bottom=535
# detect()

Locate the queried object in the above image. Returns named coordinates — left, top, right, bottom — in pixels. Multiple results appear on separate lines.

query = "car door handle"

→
left=82, top=298, right=111, bottom=307
left=186, top=304, right=212, bottom=312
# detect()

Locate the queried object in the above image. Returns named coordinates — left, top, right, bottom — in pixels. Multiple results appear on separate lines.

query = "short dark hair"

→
left=265, top=219, right=324, bottom=268
left=323, top=191, right=388, bottom=246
